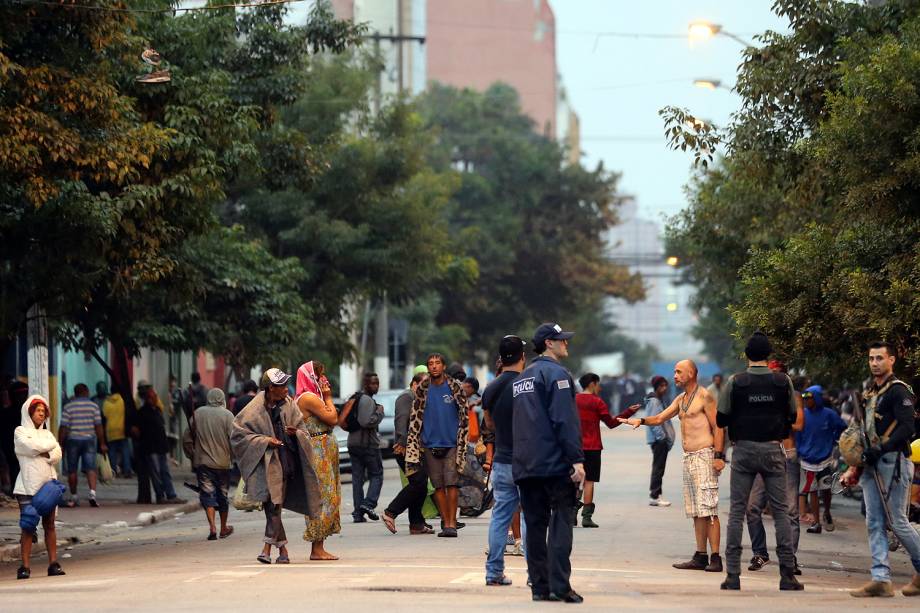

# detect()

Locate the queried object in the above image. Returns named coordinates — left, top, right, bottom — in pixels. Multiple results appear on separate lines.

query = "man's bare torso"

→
left=677, top=386, right=715, bottom=453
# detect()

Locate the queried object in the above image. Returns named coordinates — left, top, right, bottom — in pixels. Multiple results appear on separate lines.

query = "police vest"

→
left=728, top=372, right=791, bottom=442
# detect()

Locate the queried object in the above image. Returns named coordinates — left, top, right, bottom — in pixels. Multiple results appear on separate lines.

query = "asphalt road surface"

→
left=2, top=424, right=917, bottom=611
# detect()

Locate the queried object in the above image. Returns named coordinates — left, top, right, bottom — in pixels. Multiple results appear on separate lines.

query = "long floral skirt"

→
left=303, top=433, right=341, bottom=542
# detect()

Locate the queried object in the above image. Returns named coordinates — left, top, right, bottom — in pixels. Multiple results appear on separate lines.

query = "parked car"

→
left=372, top=389, right=404, bottom=458
left=335, top=426, right=351, bottom=474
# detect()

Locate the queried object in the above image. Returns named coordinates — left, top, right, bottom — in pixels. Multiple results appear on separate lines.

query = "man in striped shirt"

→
left=59, top=383, right=107, bottom=507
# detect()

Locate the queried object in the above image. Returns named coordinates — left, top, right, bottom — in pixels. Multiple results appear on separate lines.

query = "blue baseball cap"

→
left=532, top=323, right=575, bottom=346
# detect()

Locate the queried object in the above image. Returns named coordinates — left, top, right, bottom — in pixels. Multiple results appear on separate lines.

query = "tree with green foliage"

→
left=2, top=1, right=365, bottom=401
left=416, top=82, right=644, bottom=356
left=664, top=0, right=920, bottom=381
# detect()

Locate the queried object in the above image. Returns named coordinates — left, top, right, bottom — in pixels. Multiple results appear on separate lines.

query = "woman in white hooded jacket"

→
left=14, top=394, right=65, bottom=579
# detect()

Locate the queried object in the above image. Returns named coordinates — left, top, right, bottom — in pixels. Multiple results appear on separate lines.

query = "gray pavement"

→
left=0, top=427, right=918, bottom=611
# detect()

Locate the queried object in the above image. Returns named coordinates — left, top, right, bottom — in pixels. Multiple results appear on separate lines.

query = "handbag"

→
left=232, top=477, right=263, bottom=512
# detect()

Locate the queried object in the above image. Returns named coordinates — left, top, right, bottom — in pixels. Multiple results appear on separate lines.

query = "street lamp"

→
left=688, top=20, right=751, bottom=47
left=666, top=256, right=679, bottom=267
left=693, top=78, right=724, bottom=91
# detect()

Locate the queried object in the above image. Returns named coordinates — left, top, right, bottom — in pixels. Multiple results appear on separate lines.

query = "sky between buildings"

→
left=550, top=0, right=787, bottom=223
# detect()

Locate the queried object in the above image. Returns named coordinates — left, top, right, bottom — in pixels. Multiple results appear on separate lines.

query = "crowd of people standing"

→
left=3, top=326, right=919, bottom=604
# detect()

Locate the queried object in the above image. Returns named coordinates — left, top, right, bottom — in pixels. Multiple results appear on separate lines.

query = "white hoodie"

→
left=13, top=394, right=62, bottom=496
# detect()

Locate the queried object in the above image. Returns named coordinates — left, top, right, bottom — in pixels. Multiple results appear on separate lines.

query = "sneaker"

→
left=508, top=542, right=525, bottom=557
left=89, top=495, right=99, bottom=508
left=823, top=514, right=835, bottom=532
left=361, top=507, right=380, bottom=521
left=649, top=498, right=671, bottom=507
left=47, top=562, right=66, bottom=577
left=748, top=555, right=769, bottom=571
left=506, top=533, right=516, bottom=546
left=486, top=575, right=512, bottom=586
left=17, top=566, right=30, bottom=580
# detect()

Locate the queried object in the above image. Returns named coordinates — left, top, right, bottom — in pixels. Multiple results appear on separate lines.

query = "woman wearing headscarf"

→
left=295, top=361, right=341, bottom=560
left=14, top=395, right=65, bottom=579
left=231, top=368, right=321, bottom=564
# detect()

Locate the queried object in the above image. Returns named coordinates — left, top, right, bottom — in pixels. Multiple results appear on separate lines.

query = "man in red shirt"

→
left=576, top=373, right=640, bottom=527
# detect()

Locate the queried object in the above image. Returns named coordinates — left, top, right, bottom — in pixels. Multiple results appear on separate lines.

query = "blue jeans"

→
left=486, top=462, right=521, bottom=580
left=860, top=452, right=920, bottom=582
left=147, top=453, right=177, bottom=501
left=107, top=439, right=133, bottom=476
left=348, top=446, right=383, bottom=517
left=65, top=437, right=97, bottom=474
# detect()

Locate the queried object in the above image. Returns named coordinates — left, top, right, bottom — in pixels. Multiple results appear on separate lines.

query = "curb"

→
left=0, top=502, right=201, bottom=563
left=134, top=501, right=201, bottom=526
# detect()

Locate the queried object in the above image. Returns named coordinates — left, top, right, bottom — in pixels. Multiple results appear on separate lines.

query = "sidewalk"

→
left=0, top=471, right=201, bottom=562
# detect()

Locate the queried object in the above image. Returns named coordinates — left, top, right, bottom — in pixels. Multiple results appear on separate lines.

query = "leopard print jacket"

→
left=404, top=376, right=469, bottom=476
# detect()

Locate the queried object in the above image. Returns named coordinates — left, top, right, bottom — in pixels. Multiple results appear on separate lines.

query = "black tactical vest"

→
left=727, top=371, right=791, bottom=442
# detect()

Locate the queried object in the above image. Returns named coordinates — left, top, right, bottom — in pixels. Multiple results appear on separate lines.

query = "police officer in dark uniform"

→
left=512, top=323, right=584, bottom=603
left=716, top=332, right=803, bottom=592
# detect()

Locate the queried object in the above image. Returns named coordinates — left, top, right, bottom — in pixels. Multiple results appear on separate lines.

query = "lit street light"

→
left=666, top=256, right=679, bottom=267
left=693, top=78, right=730, bottom=91
left=688, top=20, right=751, bottom=47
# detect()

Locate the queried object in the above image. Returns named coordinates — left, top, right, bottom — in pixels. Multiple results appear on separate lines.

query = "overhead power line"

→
left=9, top=0, right=308, bottom=13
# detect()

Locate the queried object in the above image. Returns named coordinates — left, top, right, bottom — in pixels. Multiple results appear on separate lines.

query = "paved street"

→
left=1, top=427, right=917, bottom=611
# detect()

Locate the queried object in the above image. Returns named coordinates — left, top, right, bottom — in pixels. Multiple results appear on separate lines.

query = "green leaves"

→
left=669, top=2, right=920, bottom=379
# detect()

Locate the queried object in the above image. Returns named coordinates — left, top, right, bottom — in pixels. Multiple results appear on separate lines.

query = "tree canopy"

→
left=665, top=0, right=920, bottom=381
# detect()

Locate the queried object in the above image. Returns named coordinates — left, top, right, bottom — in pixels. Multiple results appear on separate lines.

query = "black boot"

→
left=581, top=503, right=599, bottom=528
left=673, top=551, right=709, bottom=570
left=720, top=573, right=740, bottom=590
left=705, top=553, right=723, bottom=572
left=779, top=566, right=804, bottom=591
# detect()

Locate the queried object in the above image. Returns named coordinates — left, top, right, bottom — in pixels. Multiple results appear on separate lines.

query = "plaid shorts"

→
left=682, top=447, right=719, bottom=518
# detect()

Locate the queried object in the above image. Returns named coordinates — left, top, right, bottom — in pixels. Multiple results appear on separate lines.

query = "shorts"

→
left=583, top=450, right=602, bottom=482
left=197, top=466, right=230, bottom=512
left=65, top=437, right=97, bottom=473
left=682, top=447, right=719, bottom=518
left=423, top=447, right=459, bottom=489
left=799, top=457, right=835, bottom=494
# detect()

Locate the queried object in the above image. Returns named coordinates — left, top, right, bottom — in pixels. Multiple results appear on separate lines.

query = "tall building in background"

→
left=330, top=0, right=427, bottom=96
left=426, top=0, right=558, bottom=138
left=605, top=201, right=703, bottom=364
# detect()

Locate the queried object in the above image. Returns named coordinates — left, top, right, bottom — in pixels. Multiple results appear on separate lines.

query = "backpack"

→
left=341, top=392, right=364, bottom=433
left=838, top=381, right=904, bottom=467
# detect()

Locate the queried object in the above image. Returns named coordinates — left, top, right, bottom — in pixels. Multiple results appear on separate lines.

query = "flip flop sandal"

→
left=275, top=555, right=290, bottom=564
left=207, top=532, right=217, bottom=541
left=382, top=513, right=397, bottom=534
left=257, top=553, right=272, bottom=564
left=219, top=526, right=234, bottom=539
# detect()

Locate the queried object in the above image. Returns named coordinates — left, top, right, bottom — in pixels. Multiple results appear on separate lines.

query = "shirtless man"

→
left=620, top=359, right=725, bottom=572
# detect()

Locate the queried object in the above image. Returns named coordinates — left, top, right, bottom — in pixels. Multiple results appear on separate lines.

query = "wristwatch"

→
left=639, top=417, right=646, bottom=426
left=713, top=451, right=726, bottom=460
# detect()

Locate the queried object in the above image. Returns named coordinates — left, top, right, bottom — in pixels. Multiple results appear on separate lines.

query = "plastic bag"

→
left=96, top=453, right=114, bottom=484
left=232, top=477, right=263, bottom=512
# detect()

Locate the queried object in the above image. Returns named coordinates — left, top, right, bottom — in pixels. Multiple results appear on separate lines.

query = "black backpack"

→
left=342, top=392, right=364, bottom=433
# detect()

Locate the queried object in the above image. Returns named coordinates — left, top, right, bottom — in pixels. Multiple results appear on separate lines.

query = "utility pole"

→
left=365, top=1, right=425, bottom=390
